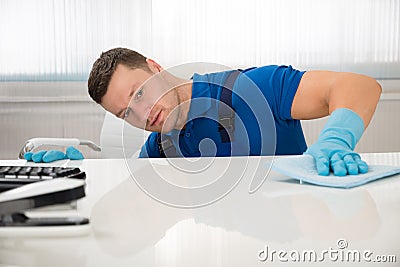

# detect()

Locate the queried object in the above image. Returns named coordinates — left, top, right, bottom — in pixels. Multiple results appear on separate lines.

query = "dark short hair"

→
left=88, top=48, right=150, bottom=104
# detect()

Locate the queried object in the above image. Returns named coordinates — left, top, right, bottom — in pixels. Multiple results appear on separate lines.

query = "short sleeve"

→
left=277, top=65, right=305, bottom=120
left=241, top=65, right=305, bottom=120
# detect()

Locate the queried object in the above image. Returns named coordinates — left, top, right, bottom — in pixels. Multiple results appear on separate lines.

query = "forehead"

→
left=108, top=64, right=148, bottom=94
left=101, top=64, right=150, bottom=114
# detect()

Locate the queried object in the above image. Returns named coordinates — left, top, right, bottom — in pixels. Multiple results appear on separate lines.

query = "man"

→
left=88, top=47, right=381, bottom=176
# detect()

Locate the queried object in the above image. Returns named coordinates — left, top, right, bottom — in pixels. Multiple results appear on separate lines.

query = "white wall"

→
left=0, top=82, right=105, bottom=159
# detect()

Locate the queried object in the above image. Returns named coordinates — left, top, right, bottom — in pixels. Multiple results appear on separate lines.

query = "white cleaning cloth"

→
left=272, top=155, right=400, bottom=188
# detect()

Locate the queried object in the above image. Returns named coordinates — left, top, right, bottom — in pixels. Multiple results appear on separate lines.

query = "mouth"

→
left=149, top=110, right=162, bottom=127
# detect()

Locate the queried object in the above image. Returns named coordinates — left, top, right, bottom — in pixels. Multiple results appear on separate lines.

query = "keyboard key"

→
left=0, top=166, right=86, bottom=192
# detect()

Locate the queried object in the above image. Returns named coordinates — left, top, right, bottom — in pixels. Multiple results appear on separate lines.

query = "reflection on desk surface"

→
left=0, top=153, right=399, bottom=267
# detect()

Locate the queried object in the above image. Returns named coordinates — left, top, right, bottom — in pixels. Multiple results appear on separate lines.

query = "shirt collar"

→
left=186, top=73, right=213, bottom=121
left=163, top=73, right=212, bottom=137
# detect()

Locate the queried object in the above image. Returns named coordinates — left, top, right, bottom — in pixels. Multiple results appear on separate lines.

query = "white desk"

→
left=0, top=153, right=399, bottom=267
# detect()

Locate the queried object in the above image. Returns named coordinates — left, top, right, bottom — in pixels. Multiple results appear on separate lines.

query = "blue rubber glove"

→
left=304, top=108, right=368, bottom=176
left=65, top=146, right=84, bottom=160
left=24, top=146, right=84, bottom=163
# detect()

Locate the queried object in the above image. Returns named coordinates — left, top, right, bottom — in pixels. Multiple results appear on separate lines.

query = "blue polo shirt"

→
left=139, top=65, right=307, bottom=158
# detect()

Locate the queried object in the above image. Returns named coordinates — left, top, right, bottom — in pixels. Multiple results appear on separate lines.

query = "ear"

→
left=146, top=58, right=163, bottom=73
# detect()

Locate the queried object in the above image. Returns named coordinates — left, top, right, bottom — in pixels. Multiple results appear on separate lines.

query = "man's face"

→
left=101, top=64, right=181, bottom=133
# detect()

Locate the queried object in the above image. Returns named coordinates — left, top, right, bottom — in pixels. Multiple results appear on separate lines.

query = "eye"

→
left=124, top=107, right=132, bottom=118
left=134, top=87, right=144, bottom=100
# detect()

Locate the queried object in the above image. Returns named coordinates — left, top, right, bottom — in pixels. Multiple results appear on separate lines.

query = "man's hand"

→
left=24, top=146, right=84, bottom=163
left=304, top=108, right=368, bottom=176
left=305, top=138, right=368, bottom=176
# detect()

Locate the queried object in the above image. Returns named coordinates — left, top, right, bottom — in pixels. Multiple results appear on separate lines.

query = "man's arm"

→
left=291, top=71, right=382, bottom=127
left=290, top=71, right=382, bottom=176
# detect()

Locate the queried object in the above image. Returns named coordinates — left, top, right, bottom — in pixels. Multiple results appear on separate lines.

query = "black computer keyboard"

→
left=0, top=166, right=86, bottom=193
